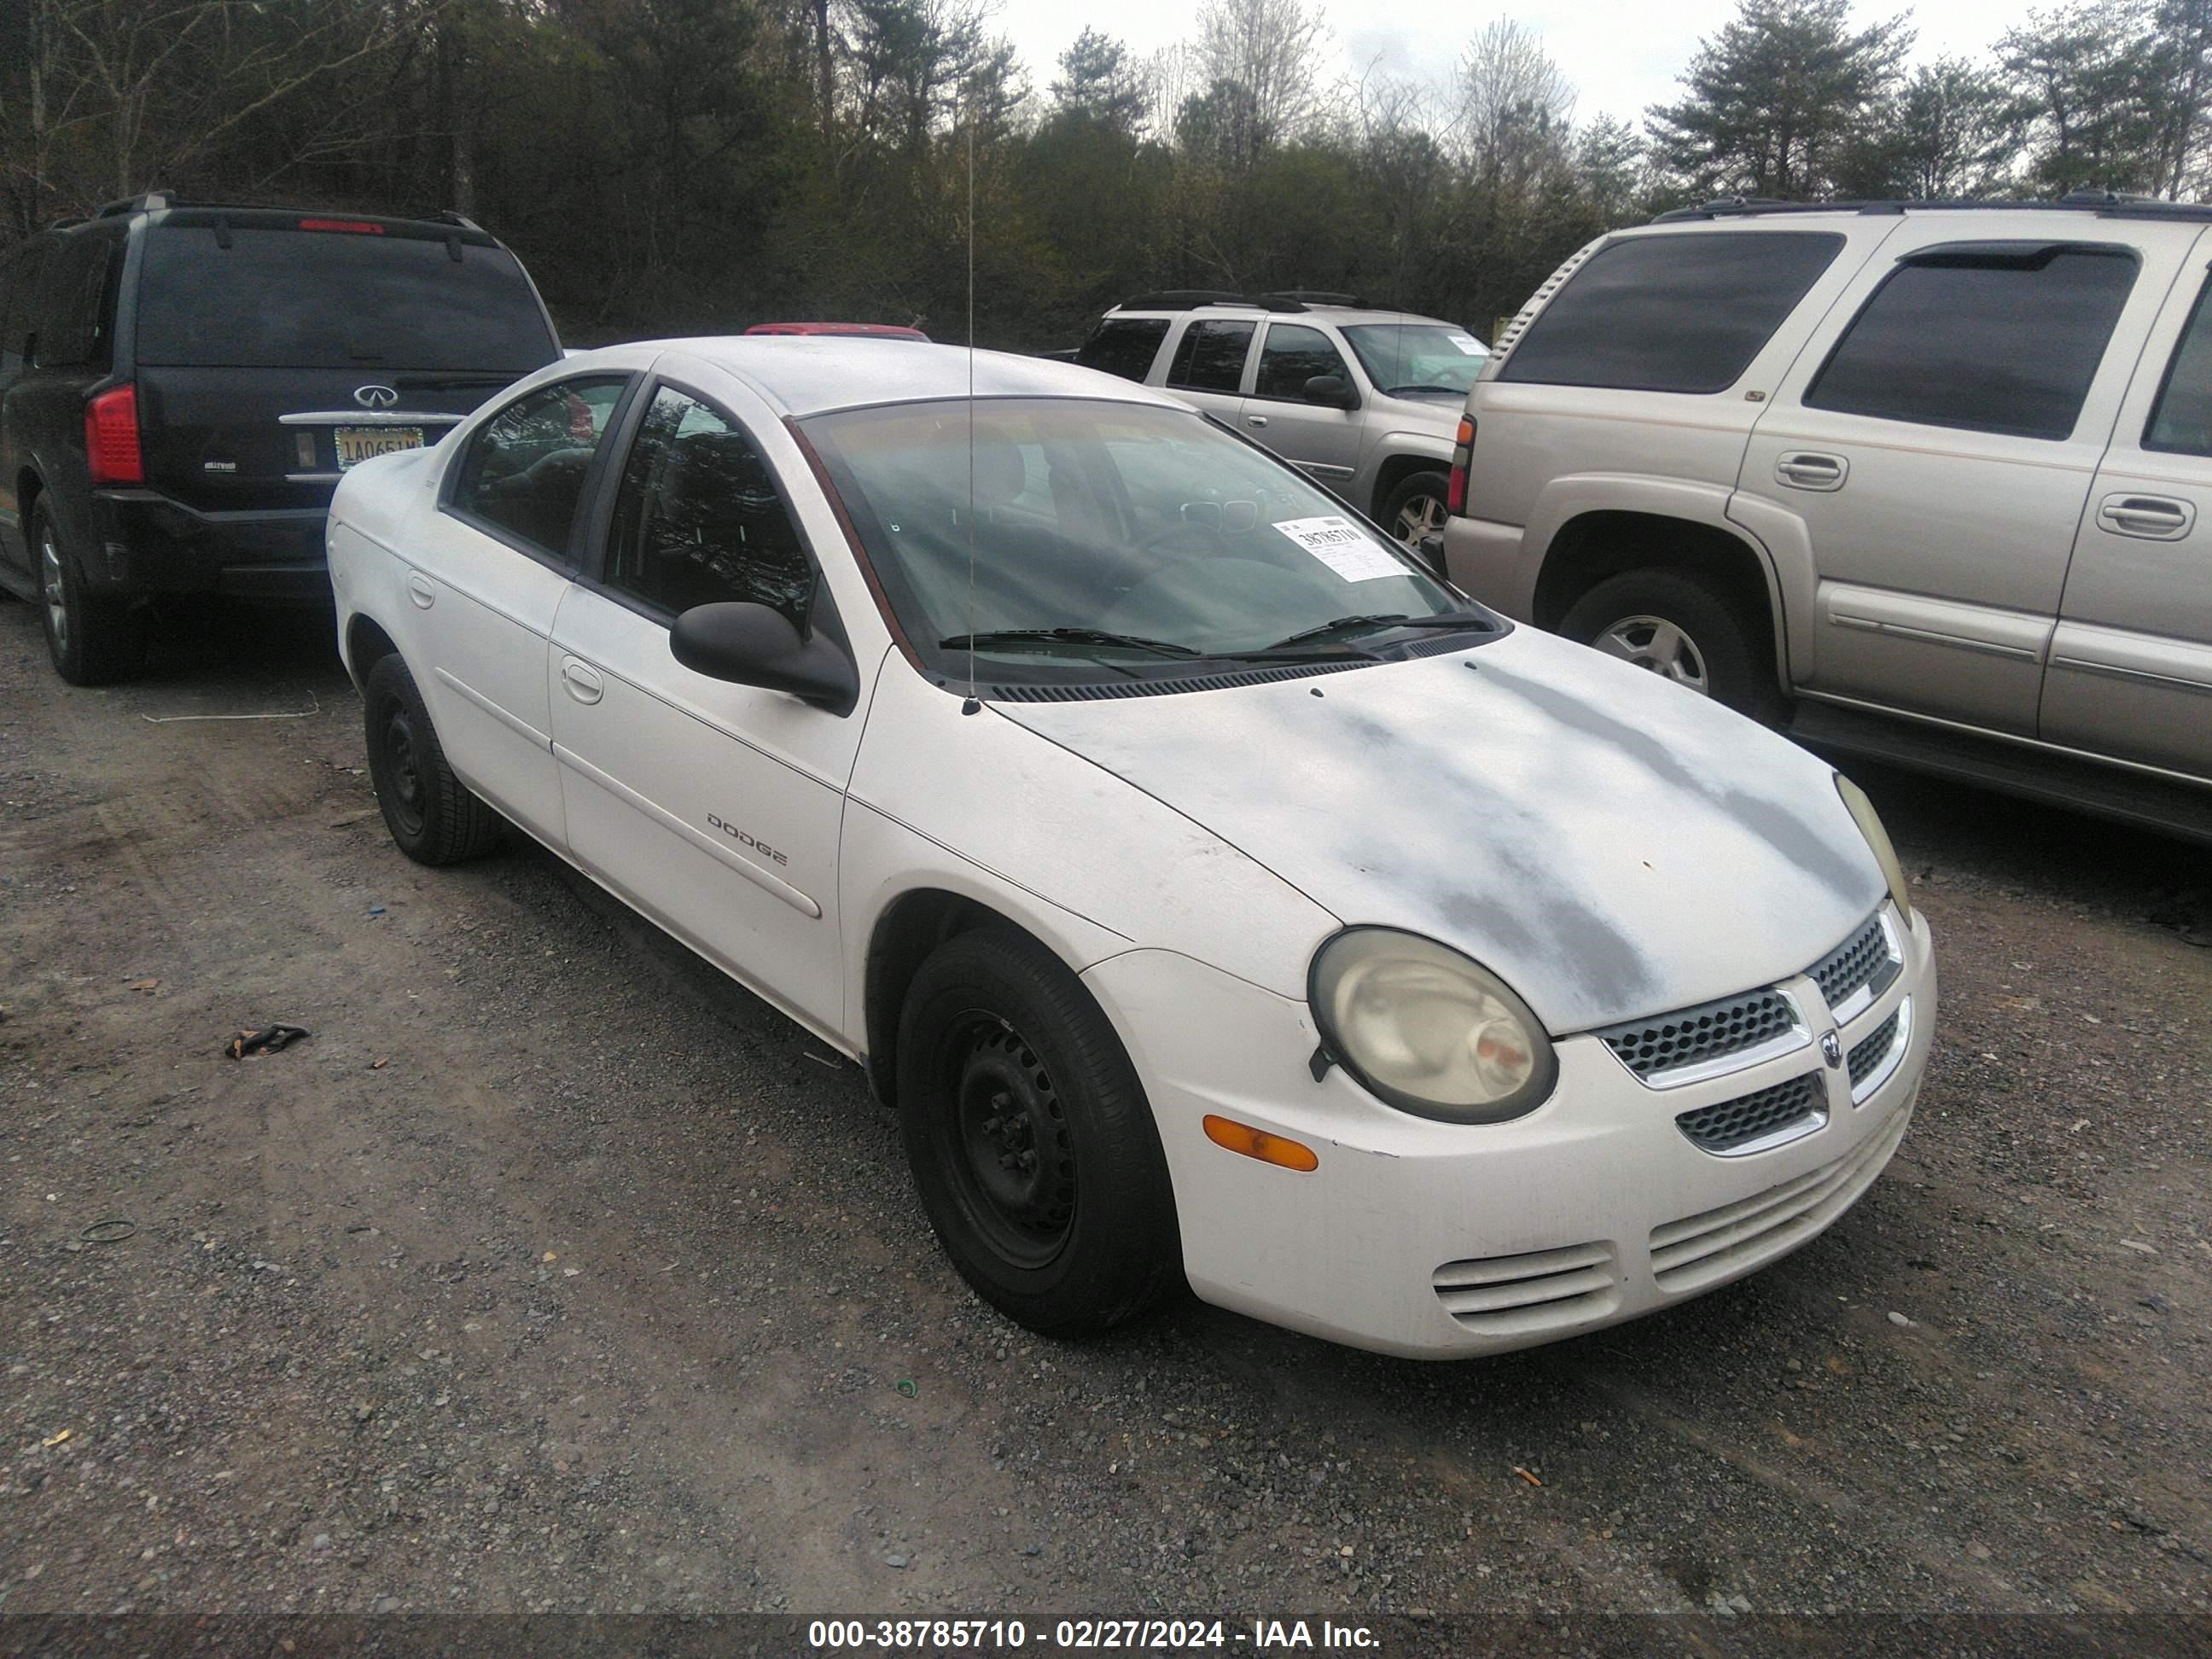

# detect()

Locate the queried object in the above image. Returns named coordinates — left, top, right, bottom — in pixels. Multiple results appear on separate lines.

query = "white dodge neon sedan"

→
left=327, top=338, right=1936, bottom=1359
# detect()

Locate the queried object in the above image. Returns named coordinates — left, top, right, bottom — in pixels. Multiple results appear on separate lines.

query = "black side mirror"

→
left=670, top=602, right=859, bottom=716
left=1304, top=373, right=1358, bottom=410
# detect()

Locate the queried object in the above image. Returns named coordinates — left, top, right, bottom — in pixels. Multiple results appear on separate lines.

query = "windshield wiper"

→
left=940, top=628, right=1206, bottom=659
left=1264, top=611, right=1492, bottom=650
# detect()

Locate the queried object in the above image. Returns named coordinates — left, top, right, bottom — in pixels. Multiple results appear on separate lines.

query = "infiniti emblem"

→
left=353, top=383, right=399, bottom=409
left=1820, top=1031, right=1843, bottom=1068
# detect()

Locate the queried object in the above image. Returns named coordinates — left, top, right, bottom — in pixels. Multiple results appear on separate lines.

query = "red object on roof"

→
left=745, top=322, right=930, bottom=341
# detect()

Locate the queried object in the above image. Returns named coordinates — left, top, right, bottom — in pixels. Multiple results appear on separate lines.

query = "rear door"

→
left=1735, top=218, right=2180, bottom=736
left=1158, top=316, right=1256, bottom=429
left=1240, top=321, right=1362, bottom=483
left=131, top=214, right=559, bottom=518
left=2041, top=236, right=2212, bottom=779
left=0, top=236, right=55, bottom=576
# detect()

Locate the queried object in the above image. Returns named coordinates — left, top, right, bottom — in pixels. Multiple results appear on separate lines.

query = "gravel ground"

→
left=1, top=599, right=2208, bottom=1628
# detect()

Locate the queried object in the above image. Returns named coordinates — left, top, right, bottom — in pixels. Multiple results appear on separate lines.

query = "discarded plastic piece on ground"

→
left=224, top=1024, right=311, bottom=1059
left=79, top=1220, right=136, bottom=1244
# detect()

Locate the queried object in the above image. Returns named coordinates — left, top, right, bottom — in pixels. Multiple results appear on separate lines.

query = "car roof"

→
left=1107, top=302, right=1465, bottom=332
left=611, top=337, right=1190, bottom=419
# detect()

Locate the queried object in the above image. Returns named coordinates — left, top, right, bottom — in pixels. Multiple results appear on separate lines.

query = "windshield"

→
left=1342, top=323, right=1489, bottom=396
left=137, top=225, right=557, bottom=371
left=802, top=399, right=1481, bottom=682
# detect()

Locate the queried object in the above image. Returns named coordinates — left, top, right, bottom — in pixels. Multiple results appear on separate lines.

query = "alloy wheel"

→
left=39, top=530, right=67, bottom=660
left=1592, top=613, right=1710, bottom=695
left=1391, top=492, right=1447, bottom=548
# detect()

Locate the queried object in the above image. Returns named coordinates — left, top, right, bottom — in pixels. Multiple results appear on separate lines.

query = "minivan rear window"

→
left=136, top=225, right=558, bottom=371
left=1499, top=231, right=1845, bottom=394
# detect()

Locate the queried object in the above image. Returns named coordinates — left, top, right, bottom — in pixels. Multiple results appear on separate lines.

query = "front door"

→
left=2042, top=246, right=2212, bottom=780
left=1735, top=218, right=2180, bottom=736
left=1240, top=321, right=1365, bottom=486
left=548, top=374, right=866, bottom=1039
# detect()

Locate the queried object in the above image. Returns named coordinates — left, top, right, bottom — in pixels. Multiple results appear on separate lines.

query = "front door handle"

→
left=406, top=572, right=435, bottom=608
left=1246, top=414, right=1268, bottom=428
left=560, top=656, right=603, bottom=704
left=2097, top=492, right=2194, bottom=539
left=1776, top=451, right=1848, bottom=491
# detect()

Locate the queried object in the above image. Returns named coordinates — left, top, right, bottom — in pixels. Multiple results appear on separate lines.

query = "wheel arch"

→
left=343, top=612, right=400, bottom=691
left=1368, top=451, right=1450, bottom=519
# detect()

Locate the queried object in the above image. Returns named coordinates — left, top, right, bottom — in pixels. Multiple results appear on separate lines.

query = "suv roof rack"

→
left=1117, top=289, right=1250, bottom=311
left=1652, top=193, right=2212, bottom=224
left=95, top=190, right=174, bottom=218
left=437, top=210, right=485, bottom=233
left=1254, top=288, right=1363, bottom=310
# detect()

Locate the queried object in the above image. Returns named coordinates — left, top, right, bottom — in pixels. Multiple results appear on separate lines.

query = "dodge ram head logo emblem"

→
left=353, top=384, right=399, bottom=409
left=1820, top=1031, right=1844, bottom=1068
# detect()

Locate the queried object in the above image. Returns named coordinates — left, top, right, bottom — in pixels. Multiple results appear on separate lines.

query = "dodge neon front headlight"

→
left=1836, top=774, right=1913, bottom=924
left=1309, top=928, right=1558, bottom=1124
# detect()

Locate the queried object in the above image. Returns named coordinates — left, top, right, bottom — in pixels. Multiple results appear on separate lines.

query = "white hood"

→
left=996, top=626, right=1886, bottom=1033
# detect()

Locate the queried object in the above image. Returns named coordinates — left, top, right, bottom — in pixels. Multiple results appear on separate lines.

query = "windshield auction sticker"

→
left=1274, top=515, right=1406, bottom=582
left=1447, top=332, right=1486, bottom=354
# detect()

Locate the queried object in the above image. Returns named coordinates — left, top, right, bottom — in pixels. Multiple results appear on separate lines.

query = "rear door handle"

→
left=560, top=656, right=603, bottom=704
left=2097, top=493, right=2194, bottom=539
left=1246, top=415, right=1268, bottom=428
left=1775, top=451, right=1848, bottom=491
left=406, top=572, right=435, bottom=608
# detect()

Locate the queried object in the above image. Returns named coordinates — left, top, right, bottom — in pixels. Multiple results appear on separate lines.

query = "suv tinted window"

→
left=1166, top=318, right=1254, bottom=393
left=450, top=376, right=628, bottom=559
left=1499, top=231, right=1844, bottom=393
left=1807, top=247, right=2137, bottom=441
left=605, top=386, right=814, bottom=625
left=137, top=225, right=556, bottom=371
left=1254, top=323, right=1349, bottom=399
left=2148, top=276, right=2212, bottom=456
left=33, top=234, right=119, bottom=369
left=1076, top=317, right=1171, bottom=382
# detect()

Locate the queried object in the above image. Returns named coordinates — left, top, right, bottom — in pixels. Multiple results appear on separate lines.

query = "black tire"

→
left=32, top=504, right=148, bottom=685
left=896, top=927, right=1183, bottom=1336
left=1379, top=469, right=1451, bottom=562
left=362, top=652, right=502, bottom=865
left=1557, top=568, right=1786, bottom=725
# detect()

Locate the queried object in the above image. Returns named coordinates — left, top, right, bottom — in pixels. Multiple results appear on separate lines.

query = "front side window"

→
left=1166, top=319, right=1255, bottom=392
left=1253, top=323, right=1351, bottom=400
left=449, top=375, right=628, bottom=560
left=1499, top=231, right=1844, bottom=393
left=603, top=385, right=815, bottom=626
left=802, top=399, right=1481, bottom=684
left=1343, top=323, right=1489, bottom=397
left=1075, top=317, right=1171, bottom=382
left=2144, top=276, right=2212, bottom=456
left=1806, top=247, right=2137, bottom=441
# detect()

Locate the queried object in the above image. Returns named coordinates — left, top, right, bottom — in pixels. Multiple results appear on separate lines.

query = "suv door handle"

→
left=1775, top=451, right=1848, bottom=491
left=561, top=657, right=603, bottom=704
left=406, top=572, right=436, bottom=608
left=2097, top=493, right=2194, bottom=539
left=1246, top=414, right=1268, bottom=428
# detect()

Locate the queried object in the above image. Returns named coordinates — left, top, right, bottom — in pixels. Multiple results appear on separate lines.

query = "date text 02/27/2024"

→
left=805, top=1619, right=1381, bottom=1650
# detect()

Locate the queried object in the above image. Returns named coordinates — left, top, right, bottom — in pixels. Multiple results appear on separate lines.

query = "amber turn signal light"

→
left=1202, top=1114, right=1319, bottom=1173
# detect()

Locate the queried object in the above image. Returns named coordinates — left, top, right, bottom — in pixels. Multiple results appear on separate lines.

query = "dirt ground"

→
left=2, top=597, right=2209, bottom=1629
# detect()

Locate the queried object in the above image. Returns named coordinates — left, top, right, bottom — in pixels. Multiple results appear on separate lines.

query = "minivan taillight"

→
left=84, top=385, right=143, bottom=486
left=1446, top=416, right=1475, bottom=515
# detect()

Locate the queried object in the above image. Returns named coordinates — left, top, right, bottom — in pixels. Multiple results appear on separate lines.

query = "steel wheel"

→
left=945, top=1020, right=1077, bottom=1270
left=1391, top=490, right=1446, bottom=548
left=1592, top=613, right=1710, bottom=695
left=377, top=699, right=431, bottom=840
left=39, top=526, right=68, bottom=661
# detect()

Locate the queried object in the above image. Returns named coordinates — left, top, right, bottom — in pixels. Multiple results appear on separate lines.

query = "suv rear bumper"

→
left=87, top=490, right=331, bottom=602
left=1441, top=515, right=1534, bottom=618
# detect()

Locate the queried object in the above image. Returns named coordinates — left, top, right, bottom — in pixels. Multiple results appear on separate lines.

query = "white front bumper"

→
left=1082, top=910, right=1936, bottom=1359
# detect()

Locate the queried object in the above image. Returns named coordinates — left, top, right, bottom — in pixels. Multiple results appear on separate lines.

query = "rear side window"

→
left=2147, top=276, right=2212, bottom=455
left=449, top=375, right=628, bottom=561
left=1076, top=317, right=1170, bottom=381
left=1807, top=247, right=2137, bottom=441
left=1166, top=319, right=1254, bottom=393
left=3, top=241, right=52, bottom=366
left=1254, top=323, right=1350, bottom=399
left=1499, top=231, right=1844, bottom=393
left=32, top=235, right=119, bottom=369
left=137, top=225, right=557, bottom=371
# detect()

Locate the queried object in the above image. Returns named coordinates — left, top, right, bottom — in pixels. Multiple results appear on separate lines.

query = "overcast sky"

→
left=998, top=0, right=2034, bottom=129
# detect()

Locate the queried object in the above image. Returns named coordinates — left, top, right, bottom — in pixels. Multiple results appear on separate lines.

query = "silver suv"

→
left=1442, top=195, right=2212, bottom=841
left=1074, top=291, right=1487, bottom=548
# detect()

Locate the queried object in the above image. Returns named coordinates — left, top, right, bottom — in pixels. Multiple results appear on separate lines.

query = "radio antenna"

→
left=961, top=95, right=981, bottom=714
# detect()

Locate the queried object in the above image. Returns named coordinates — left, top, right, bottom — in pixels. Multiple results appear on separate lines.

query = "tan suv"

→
left=1441, top=195, right=2212, bottom=841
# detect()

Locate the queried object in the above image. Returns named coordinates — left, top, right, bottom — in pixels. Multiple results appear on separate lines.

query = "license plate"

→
left=335, top=427, right=424, bottom=469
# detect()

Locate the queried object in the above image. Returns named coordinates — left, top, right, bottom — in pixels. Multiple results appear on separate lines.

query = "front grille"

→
left=1809, top=913, right=1897, bottom=1012
left=1675, top=1073, right=1824, bottom=1154
left=1432, top=1241, right=1619, bottom=1336
left=1650, top=1107, right=1911, bottom=1295
left=1599, top=988, right=1799, bottom=1080
left=1847, top=1009, right=1902, bottom=1089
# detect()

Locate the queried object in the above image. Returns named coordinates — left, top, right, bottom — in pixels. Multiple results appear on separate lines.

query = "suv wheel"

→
left=1558, top=569, right=1785, bottom=724
left=33, top=505, right=148, bottom=685
left=1381, top=470, right=1451, bottom=556
left=896, top=927, right=1182, bottom=1336
left=362, top=653, right=503, bottom=864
